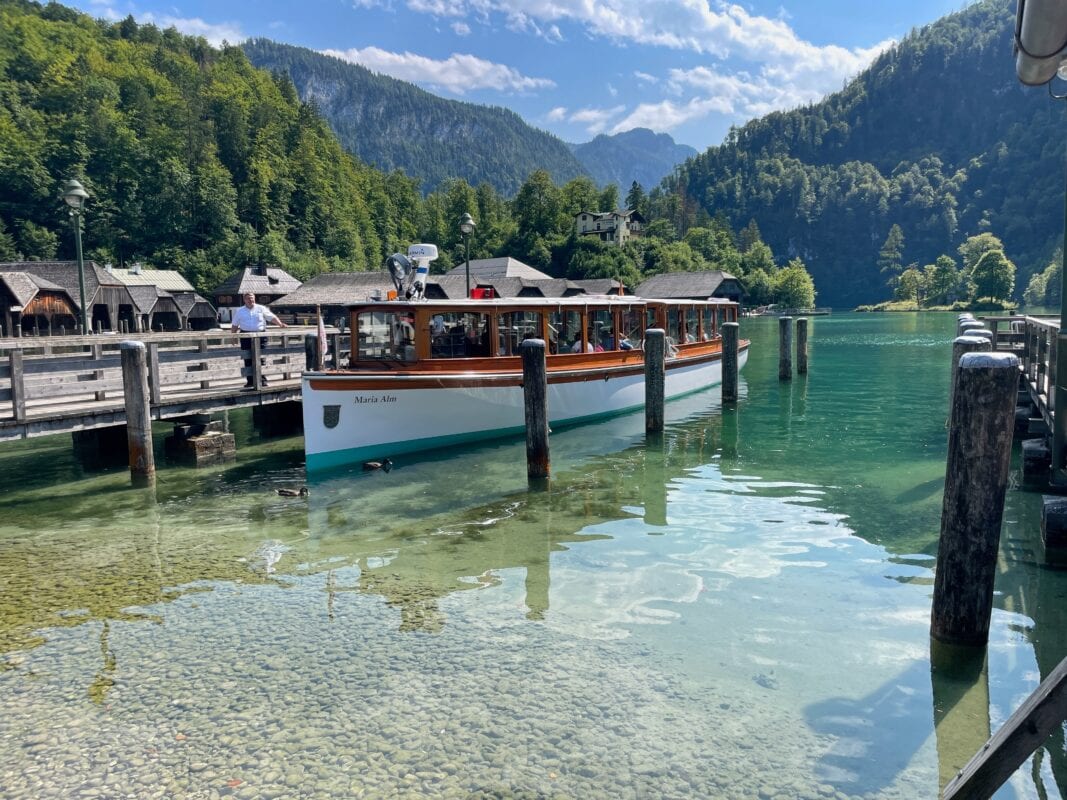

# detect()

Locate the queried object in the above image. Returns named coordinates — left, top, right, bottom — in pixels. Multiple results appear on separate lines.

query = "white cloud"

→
left=452, top=21, right=471, bottom=35
left=139, top=13, right=245, bottom=45
left=607, top=82, right=617, bottom=97
left=633, top=71, right=658, bottom=84
left=321, top=46, right=555, bottom=93
left=554, top=104, right=626, bottom=134
left=610, top=96, right=733, bottom=134
left=400, top=0, right=892, bottom=110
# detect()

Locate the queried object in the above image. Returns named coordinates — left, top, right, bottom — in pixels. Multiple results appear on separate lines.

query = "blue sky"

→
left=70, top=0, right=966, bottom=151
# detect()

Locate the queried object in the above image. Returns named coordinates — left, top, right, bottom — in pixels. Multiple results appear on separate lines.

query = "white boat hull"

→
left=302, top=347, right=748, bottom=472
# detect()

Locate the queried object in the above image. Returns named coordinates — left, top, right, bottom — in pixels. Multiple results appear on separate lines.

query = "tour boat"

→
left=301, top=293, right=749, bottom=472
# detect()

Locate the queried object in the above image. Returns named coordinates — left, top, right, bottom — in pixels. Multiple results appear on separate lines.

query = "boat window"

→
left=588, top=309, right=614, bottom=352
left=428, top=311, right=489, bottom=358
left=684, top=307, right=698, bottom=343
left=701, top=306, right=714, bottom=340
left=355, top=310, right=416, bottom=362
left=667, top=307, right=680, bottom=345
left=619, top=308, right=642, bottom=350
left=549, top=309, right=581, bottom=355
left=497, top=311, right=542, bottom=356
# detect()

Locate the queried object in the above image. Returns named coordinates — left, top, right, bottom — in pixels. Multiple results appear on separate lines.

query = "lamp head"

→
left=459, top=212, right=476, bottom=236
left=62, top=179, right=89, bottom=210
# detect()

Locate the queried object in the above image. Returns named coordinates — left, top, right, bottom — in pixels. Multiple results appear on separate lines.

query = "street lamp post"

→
left=459, top=212, right=476, bottom=298
left=62, top=179, right=90, bottom=335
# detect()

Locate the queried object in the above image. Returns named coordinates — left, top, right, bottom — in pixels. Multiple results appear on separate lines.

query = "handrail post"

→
left=9, top=349, right=25, bottom=423
left=251, top=336, right=262, bottom=388
left=147, top=342, right=161, bottom=405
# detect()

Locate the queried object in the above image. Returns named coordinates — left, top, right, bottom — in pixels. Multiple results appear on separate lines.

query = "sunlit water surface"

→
left=0, top=313, right=1062, bottom=799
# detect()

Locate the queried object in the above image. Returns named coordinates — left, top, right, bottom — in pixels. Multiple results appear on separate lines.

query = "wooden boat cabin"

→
left=342, top=297, right=739, bottom=369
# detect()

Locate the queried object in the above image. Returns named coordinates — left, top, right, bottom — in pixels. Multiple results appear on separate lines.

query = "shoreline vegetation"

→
left=853, top=300, right=1018, bottom=313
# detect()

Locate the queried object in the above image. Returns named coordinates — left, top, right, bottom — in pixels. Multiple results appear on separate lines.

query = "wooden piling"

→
left=521, top=338, right=549, bottom=480
left=931, top=352, right=1020, bottom=646
left=957, top=313, right=976, bottom=337
left=305, top=333, right=318, bottom=371
left=779, top=316, right=793, bottom=381
left=722, top=322, right=739, bottom=403
left=949, top=335, right=993, bottom=417
left=796, top=318, right=809, bottom=375
left=645, top=328, right=665, bottom=432
left=119, top=341, right=156, bottom=487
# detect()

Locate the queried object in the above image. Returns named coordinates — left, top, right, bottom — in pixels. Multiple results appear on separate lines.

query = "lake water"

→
left=0, top=312, right=1062, bottom=799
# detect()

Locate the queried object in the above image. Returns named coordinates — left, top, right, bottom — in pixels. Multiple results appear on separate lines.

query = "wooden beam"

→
left=943, top=655, right=1067, bottom=800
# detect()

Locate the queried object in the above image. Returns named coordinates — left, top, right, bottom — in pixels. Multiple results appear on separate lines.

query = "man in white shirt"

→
left=231, top=292, right=287, bottom=387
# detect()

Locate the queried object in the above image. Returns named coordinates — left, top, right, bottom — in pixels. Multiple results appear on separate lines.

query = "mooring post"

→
left=796, top=317, right=809, bottom=375
left=722, top=322, right=739, bottom=403
left=645, top=328, right=665, bottom=432
left=119, top=340, right=156, bottom=487
left=957, top=313, right=975, bottom=338
left=931, top=352, right=1020, bottom=646
left=779, top=316, right=793, bottom=381
left=304, top=333, right=318, bottom=371
left=949, top=335, right=993, bottom=417
left=521, top=338, right=549, bottom=480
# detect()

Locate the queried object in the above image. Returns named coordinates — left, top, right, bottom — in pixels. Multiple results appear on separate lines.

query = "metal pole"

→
left=72, top=209, right=87, bottom=335
left=464, top=233, right=471, bottom=299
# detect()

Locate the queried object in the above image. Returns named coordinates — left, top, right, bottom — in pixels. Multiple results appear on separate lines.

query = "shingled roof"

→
left=0, top=261, right=125, bottom=310
left=634, top=271, right=744, bottom=300
left=171, top=291, right=215, bottom=317
left=444, top=257, right=553, bottom=281
left=0, top=272, right=71, bottom=307
left=570, top=279, right=627, bottom=295
left=269, top=272, right=396, bottom=308
left=108, top=266, right=195, bottom=292
left=212, top=266, right=302, bottom=297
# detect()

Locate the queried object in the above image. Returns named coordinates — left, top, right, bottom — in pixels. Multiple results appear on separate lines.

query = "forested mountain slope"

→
left=0, top=0, right=426, bottom=291
left=570, top=128, right=696, bottom=191
left=662, top=0, right=1062, bottom=307
left=243, top=39, right=589, bottom=196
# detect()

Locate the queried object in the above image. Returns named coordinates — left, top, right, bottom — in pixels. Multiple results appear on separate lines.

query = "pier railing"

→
left=980, top=315, right=1057, bottom=427
left=0, top=329, right=347, bottom=428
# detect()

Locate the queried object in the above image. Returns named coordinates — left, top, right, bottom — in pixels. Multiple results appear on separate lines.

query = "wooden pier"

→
left=0, top=328, right=343, bottom=442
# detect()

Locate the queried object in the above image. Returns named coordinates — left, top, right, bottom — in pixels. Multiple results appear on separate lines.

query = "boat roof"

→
left=344, top=296, right=736, bottom=311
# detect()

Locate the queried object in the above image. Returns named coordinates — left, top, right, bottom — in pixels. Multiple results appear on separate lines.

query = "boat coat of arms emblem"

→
left=323, top=405, right=340, bottom=429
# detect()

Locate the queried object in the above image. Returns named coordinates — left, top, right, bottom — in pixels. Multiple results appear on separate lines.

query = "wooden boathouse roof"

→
left=635, top=270, right=745, bottom=302
left=269, top=272, right=396, bottom=309
left=212, top=265, right=302, bottom=298
left=0, top=260, right=131, bottom=311
left=443, top=257, right=553, bottom=281
left=0, top=271, right=71, bottom=307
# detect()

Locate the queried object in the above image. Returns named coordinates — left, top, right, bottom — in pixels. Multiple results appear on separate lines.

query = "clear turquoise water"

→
left=0, top=312, right=1061, bottom=798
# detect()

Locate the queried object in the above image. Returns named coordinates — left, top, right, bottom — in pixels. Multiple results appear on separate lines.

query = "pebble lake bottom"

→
left=0, top=312, right=1060, bottom=799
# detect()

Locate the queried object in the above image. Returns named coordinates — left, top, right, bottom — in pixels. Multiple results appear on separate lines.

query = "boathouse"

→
left=0, top=272, right=78, bottom=336
left=109, top=265, right=216, bottom=331
left=635, top=271, right=745, bottom=305
left=0, top=261, right=139, bottom=333
left=212, top=265, right=302, bottom=324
